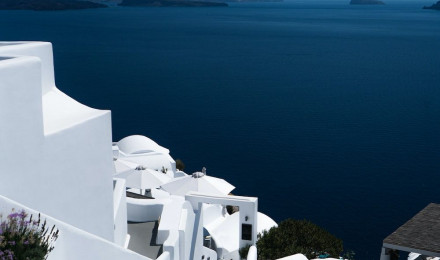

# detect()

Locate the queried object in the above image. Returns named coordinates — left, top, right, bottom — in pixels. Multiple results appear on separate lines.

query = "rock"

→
left=423, top=0, right=440, bottom=10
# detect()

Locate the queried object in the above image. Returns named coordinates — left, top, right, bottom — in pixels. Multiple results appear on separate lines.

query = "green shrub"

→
left=239, top=244, right=252, bottom=259
left=255, top=218, right=343, bottom=259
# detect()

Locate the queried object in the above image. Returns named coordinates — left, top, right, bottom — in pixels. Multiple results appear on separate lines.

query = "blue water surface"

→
left=1, top=1, right=439, bottom=258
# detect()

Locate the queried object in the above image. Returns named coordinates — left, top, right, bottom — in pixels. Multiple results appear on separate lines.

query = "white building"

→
left=0, top=41, right=318, bottom=260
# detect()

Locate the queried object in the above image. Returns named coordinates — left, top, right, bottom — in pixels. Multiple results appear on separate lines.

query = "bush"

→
left=175, top=159, right=185, bottom=171
left=0, top=209, right=59, bottom=260
left=253, top=218, right=343, bottom=259
left=239, top=244, right=252, bottom=259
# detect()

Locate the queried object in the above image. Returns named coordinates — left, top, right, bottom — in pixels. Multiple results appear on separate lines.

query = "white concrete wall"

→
left=0, top=195, right=150, bottom=260
left=0, top=42, right=115, bottom=241
left=127, top=197, right=165, bottom=222
left=163, top=230, right=180, bottom=260
left=41, top=110, right=114, bottom=240
left=154, top=197, right=200, bottom=260
left=178, top=202, right=196, bottom=260
left=157, top=252, right=171, bottom=260
left=114, top=178, right=128, bottom=247
left=158, top=197, right=185, bottom=244
left=0, top=55, right=44, bottom=153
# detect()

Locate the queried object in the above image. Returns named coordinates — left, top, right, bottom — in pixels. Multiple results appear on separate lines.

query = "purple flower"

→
left=19, top=210, right=27, bottom=219
left=0, top=209, right=58, bottom=259
left=3, top=250, right=13, bottom=259
left=7, top=213, right=18, bottom=219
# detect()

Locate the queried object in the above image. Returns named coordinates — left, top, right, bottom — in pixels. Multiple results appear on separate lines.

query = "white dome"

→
left=257, top=212, right=278, bottom=234
left=118, top=135, right=169, bottom=155
left=277, top=254, right=308, bottom=260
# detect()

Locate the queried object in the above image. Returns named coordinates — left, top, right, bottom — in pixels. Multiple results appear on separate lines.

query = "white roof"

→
left=118, top=135, right=169, bottom=155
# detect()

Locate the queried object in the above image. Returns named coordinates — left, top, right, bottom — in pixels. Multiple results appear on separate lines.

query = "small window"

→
left=242, top=224, right=252, bottom=241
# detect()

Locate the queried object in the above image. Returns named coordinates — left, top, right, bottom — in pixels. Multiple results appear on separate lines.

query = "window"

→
left=242, top=224, right=252, bottom=241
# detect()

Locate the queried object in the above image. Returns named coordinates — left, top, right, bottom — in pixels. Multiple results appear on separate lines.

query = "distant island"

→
left=350, top=0, right=385, bottom=5
left=0, top=0, right=107, bottom=10
left=119, top=0, right=227, bottom=7
left=423, top=1, right=440, bottom=10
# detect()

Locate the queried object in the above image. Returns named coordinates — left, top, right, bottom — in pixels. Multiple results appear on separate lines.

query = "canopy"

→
left=160, top=172, right=235, bottom=196
left=126, top=168, right=171, bottom=189
left=113, top=158, right=138, bottom=176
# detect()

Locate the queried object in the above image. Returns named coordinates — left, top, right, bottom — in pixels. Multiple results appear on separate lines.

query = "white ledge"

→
left=42, top=87, right=109, bottom=135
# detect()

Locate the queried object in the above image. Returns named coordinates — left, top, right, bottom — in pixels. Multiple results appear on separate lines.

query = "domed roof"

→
left=118, top=135, right=169, bottom=155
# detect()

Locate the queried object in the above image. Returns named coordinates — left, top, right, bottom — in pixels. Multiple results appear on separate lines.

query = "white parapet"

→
left=0, top=195, right=150, bottom=260
left=0, top=41, right=55, bottom=95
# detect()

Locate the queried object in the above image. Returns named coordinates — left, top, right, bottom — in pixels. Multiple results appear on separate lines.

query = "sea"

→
left=1, top=1, right=439, bottom=258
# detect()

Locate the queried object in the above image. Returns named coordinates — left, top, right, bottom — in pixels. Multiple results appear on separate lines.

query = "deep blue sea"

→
left=1, top=1, right=439, bottom=258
